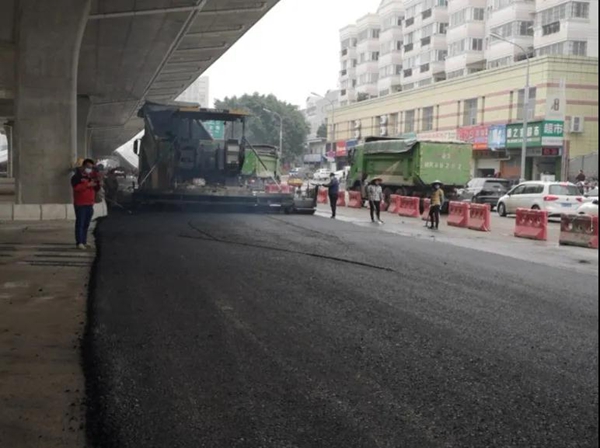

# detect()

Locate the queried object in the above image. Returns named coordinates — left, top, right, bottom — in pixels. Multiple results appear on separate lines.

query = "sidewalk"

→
left=318, top=204, right=598, bottom=275
left=0, top=221, right=94, bottom=448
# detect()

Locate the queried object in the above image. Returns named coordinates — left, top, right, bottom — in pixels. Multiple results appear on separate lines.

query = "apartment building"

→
left=355, top=14, right=382, bottom=100
left=534, top=0, right=598, bottom=57
left=339, top=25, right=358, bottom=106
left=377, top=0, right=405, bottom=96
left=338, top=0, right=597, bottom=104
left=304, top=91, right=340, bottom=138
left=402, top=0, right=449, bottom=90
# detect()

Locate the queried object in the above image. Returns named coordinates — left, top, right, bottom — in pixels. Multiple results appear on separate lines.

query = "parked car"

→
left=497, top=181, right=584, bottom=217
left=583, top=186, right=599, bottom=203
left=458, top=178, right=511, bottom=210
left=313, top=168, right=332, bottom=181
left=576, top=199, right=598, bottom=216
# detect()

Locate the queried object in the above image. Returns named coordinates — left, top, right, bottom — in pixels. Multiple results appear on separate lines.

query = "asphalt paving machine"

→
left=132, top=102, right=316, bottom=213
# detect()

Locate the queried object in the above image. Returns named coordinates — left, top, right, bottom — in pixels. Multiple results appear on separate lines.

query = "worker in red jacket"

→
left=71, top=159, right=100, bottom=249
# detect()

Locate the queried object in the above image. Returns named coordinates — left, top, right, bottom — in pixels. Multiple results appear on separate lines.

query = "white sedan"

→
left=576, top=199, right=598, bottom=217
left=497, top=181, right=584, bottom=217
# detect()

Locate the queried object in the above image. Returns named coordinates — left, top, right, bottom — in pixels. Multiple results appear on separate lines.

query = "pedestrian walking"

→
left=323, top=173, right=339, bottom=218
left=71, top=159, right=100, bottom=250
left=367, top=178, right=384, bottom=224
left=427, top=180, right=444, bottom=230
left=575, top=170, right=586, bottom=183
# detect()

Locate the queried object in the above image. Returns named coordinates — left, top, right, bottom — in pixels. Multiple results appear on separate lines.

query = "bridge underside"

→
left=0, top=0, right=279, bottom=204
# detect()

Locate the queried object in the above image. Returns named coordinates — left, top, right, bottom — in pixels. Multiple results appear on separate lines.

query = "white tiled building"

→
left=176, top=76, right=210, bottom=107
left=304, top=91, right=340, bottom=138
left=355, top=14, right=382, bottom=101
left=377, top=0, right=405, bottom=96
left=338, top=0, right=597, bottom=104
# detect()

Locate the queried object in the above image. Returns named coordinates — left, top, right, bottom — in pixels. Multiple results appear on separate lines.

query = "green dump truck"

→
left=347, top=137, right=472, bottom=205
left=241, top=144, right=279, bottom=179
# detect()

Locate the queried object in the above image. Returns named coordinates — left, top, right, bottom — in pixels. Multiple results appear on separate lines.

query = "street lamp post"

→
left=263, top=108, right=283, bottom=158
left=490, top=33, right=531, bottom=182
left=311, top=92, right=336, bottom=163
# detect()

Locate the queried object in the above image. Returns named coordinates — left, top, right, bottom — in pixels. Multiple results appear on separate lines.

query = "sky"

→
left=204, top=0, right=382, bottom=108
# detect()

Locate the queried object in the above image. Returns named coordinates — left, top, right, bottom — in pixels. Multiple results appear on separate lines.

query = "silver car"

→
left=497, top=181, right=584, bottom=217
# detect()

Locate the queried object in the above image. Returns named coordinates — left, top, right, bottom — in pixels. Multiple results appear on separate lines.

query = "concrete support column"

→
left=77, top=95, right=91, bottom=159
left=14, top=0, right=91, bottom=204
left=3, top=122, right=13, bottom=177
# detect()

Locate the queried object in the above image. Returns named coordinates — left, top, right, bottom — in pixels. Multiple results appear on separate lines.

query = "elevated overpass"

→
left=0, top=0, right=279, bottom=205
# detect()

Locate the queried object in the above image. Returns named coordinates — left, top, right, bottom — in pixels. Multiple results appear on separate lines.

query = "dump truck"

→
left=131, top=102, right=317, bottom=213
left=240, top=144, right=279, bottom=191
left=347, top=136, right=472, bottom=210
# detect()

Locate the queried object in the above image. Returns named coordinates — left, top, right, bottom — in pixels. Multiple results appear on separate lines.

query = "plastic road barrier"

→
left=422, top=199, right=431, bottom=221
left=317, top=187, right=329, bottom=204
left=388, top=195, right=402, bottom=214
left=398, top=196, right=420, bottom=218
left=514, top=208, right=548, bottom=241
left=337, top=191, right=347, bottom=207
left=348, top=191, right=362, bottom=208
left=559, top=214, right=598, bottom=249
left=468, top=204, right=491, bottom=232
left=447, top=202, right=470, bottom=228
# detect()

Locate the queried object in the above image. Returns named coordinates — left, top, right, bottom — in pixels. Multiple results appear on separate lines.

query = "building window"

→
left=570, top=40, right=587, bottom=56
left=422, top=107, right=434, bottom=131
left=421, top=36, right=431, bottom=46
left=422, top=8, right=432, bottom=19
left=438, top=23, right=448, bottom=34
left=473, top=8, right=485, bottom=20
left=405, top=110, right=415, bottom=133
left=572, top=1, right=590, bottom=18
left=404, top=43, right=414, bottom=53
left=420, top=63, right=430, bottom=73
left=542, top=21, right=561, bottom=35
left=405, top=17, right=415, bottom=27
left=463, top=98, right=478, bottom=126
left=471, top=38, right=483, bottom=51
left=404, top=68, right=413, bottom=78
left=447, top=69, right=464, bottom=79
left=516, top=87, right=537, bottom=120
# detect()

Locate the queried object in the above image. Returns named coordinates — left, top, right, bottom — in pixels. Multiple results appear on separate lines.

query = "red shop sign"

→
left=457, top=125, right=489, bottom=150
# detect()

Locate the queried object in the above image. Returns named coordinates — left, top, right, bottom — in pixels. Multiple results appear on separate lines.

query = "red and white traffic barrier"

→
left=398, top=196, right=420, bottom=218
left=447, top=202, right=470, bottom=228
left=514, top=208, right=548, bottom=241
left=468, top=204, right=491, bottom=232
left=317, top=187, right=328, bottom=204
left=559, top=214, right=598, bottom=249
left=348, top=191, right=362, bottom=209
left=422, top=199, right=431, bottom=221
left=388, top=195, right=402, bottom=214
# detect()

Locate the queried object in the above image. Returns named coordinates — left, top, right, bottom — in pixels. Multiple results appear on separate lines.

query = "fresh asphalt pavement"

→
left=85, top=211, right=598, bottom=448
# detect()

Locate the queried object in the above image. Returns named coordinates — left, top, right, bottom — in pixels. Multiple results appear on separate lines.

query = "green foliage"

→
left=214, top=93, right=310, bottom=162
left=316, top=123, right=328, bottom=139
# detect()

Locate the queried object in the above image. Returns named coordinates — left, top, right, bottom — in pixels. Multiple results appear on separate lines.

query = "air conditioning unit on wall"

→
left=570, top=116, right=584, bottom=133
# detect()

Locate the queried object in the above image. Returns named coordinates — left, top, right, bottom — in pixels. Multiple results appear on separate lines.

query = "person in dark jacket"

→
left=71, top=159, right=100, bottom=249
left=323, top=173, right=340, bottom=218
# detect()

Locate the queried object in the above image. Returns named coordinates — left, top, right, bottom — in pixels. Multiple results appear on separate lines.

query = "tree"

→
left=316, top=123, right=328, bottom=139
left=214, top=93, right=310, bottom=162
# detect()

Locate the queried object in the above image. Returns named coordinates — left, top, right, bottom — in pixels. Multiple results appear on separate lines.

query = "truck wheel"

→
left=395, top=187, right=407, bottom=196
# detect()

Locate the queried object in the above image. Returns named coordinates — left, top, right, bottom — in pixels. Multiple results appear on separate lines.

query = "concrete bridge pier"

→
left=14, top=0, right=92, bottom=205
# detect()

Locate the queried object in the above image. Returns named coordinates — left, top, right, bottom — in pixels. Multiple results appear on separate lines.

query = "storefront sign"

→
left=417, top=130, right=458, bottom=141
left=526, top=147, right=563, bottom=157
left=488, top=125, right=506, bottom=150
left=335, top=141, right=347, bottom=158
left=457, top=125, right=489, bottom=150
left=506, top=121, right=564, bottom=148
left=203, top=121, right=225, bottom=140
